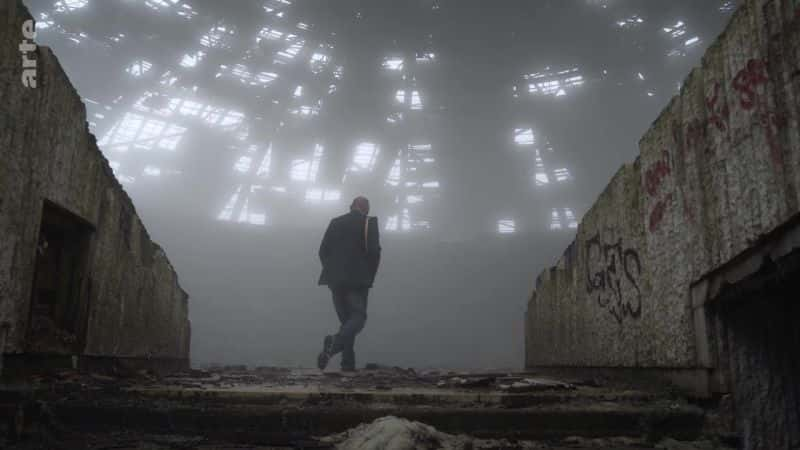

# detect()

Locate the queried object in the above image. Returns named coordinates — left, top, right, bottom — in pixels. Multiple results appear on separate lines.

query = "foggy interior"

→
left=22, top=0, right=734, bottom=369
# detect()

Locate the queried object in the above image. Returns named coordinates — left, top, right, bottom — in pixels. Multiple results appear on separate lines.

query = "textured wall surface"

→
left=526, top=0, right=800, bottom=369
left=0, top=2, right=190, bottom=362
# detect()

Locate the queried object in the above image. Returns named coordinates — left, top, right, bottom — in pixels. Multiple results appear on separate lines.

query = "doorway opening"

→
left=26, top=200, right=94, bottom=355
left=710, top=249, right=800, bottom=449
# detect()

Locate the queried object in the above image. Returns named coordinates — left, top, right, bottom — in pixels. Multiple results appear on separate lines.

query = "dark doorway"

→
left=26, top=200, right=94, bottom=355
left=713, top=250, right=800, bottom=450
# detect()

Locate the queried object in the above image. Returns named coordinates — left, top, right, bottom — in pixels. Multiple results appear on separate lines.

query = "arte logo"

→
left=19, top=20, right=37, bottom=88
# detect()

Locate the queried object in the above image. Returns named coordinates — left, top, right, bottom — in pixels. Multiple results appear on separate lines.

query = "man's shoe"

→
left=317, top=335, right=334, bottom=371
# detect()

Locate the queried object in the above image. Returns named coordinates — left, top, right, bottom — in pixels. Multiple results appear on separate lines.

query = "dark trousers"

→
left=330, top=286, right=369, bottom=370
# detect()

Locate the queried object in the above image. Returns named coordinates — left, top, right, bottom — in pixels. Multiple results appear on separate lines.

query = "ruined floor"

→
left=0, top=365, right=736, bottom=449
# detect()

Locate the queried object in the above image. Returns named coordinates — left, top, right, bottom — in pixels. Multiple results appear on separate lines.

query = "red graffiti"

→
left=729, top=58, right=788, bottom=167
left=644, top=150, right=672, bottom=197
left=705, top=82, right=730, bottom=132
left=648, top=193, right=674, bottom=233
left=732, top=59, right=769, bottom=110
left=759, top=111, right=789, bottom=166
left=685, top=119, right=708, bottom=149
left=681, top=193, right=695, bottom=224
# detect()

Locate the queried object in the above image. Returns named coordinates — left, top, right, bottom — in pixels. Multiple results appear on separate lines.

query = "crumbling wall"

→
left=526, top=0, right=800, bottom=370
left=0, top=1, right=190, bottom=364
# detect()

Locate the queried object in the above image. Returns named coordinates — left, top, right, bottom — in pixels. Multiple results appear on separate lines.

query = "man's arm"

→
left=319, top=220, right=334, bottom=266
left=367, top=217, right=381, bottom=282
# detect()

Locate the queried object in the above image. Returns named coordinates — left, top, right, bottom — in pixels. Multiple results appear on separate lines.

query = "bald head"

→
left=350, top=196, right=370, bottom=215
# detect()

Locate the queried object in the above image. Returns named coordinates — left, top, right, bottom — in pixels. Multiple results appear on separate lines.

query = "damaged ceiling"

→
left=25, top=0, right=734, bottom=237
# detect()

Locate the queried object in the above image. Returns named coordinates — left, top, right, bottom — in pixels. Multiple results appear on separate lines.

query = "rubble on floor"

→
left=0, top=366, right=736, bottom=449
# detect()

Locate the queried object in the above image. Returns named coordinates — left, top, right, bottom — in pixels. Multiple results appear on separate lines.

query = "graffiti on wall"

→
left=732, top=59, right=789, bottom=166
left=585, top=234, right=643, bottom=325
left=682, top=58, right=789, bottom=164
left=654, top=57, right=790, bottom=233
left=644, top=149, right=678, bottom=232
left=714, top=58, right=788, bottom=166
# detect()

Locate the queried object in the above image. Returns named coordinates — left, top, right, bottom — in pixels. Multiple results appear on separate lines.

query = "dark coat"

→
left=318, top=211, right=381, bottom=288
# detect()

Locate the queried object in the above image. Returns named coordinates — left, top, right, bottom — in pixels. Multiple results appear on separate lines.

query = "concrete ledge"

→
left=522, top=367, right=712, bottom=398
left=126, top=385, right=661, bottom=409
left=1, top=353, right=190, bottom=378
left=4, top=399, right=704, bottom=442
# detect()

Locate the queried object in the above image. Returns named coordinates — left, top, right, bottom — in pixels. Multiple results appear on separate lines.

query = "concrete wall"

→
left=0, top=2, right=190, bottom=365
left=526, top=0, right=800, bottom=371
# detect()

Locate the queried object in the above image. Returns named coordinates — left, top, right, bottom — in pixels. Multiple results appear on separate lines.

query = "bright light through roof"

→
left=498, top=219, right=516, bottom=234
left=55, top=0, right=88, bottom=12
left=514, top=128, right=535, bottom=146
left=383, top=58, right=404, bottom=71
left=40, top=0, right=730, bottom=236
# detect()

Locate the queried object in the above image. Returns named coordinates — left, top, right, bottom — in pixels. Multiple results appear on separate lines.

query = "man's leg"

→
left=336, top=288, right=368, bottom=370
left=318, top=286, right=348, bottom=371
left=318, top=287, right=368, bottom=371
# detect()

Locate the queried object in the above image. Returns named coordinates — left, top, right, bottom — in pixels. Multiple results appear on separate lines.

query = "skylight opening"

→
left=256, top=145, right=272, bottom=178
left=143, top=165, right=162, bottom=177
left=564, top=208, right=579, bottom=228
left=290, top=105, right=320, bottom=117
left=54, top=0, right=88, bottom=12
left=406, top=195, right=424, bottom=204
left=98, top=113, right=187, bottom=154
left=145, top=0, right=180, bottom=11
left=410, top=91, right=423, bottom=110
left=218, top=186, right=242, bottom=221
left=256, top=71, right=279, bottom=85
left=415, top=52, right=436, bottom=63
left=310, top=53, right=330, bottom=73
left=553, top=168, right=571, bottom=182
left=290, top=144, right=324, bottom=182
left=525, top=67, right=584, bottom=97
left=36, top=13, right=55, bottom=30
left=293, top=85, right=303, bottom=98
left=386, top=158, right=402, bottom=186
left=205, top=108, right=245, bottom=128
left=616, top=15, right=644, bottom=29
left=257, top=27, right=284, bottom=42
left=385, top=209, right=412, bottom=232
left=550, top=209, right=562, bottom=230
left=663, top=21, right=687, bottom=38
left=180, top=51, right=205, bottom=68
left=201, top=25, right=235, bottom=49
left=277, top=41, right=305, bottom=60
left=126, top=60, right=152, bottom=77
left=409, top=143, right=432, bottom=152
left=498, top=219, right=516, bottom=234
left=176, top=3, right=198, bottom=19
left=117, top=175, right=136, bottom=185
left=383, top=58, right=404, bottom=71
left=719, top=1, right=736, bottom=12
left=535, top=173, right=550, bottom=186
left=514, top=128, right=535, bottom=146
left=234, top=156, right=252, bottom=173
left=349, top=142, right=380, bottom=173
left=305, top=188, right=342, bottom=204
left=386, top=112, right=404, bottom=124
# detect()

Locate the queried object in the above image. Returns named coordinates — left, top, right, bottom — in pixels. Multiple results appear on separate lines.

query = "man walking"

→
left=317, top=196, right=381, bottom=372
